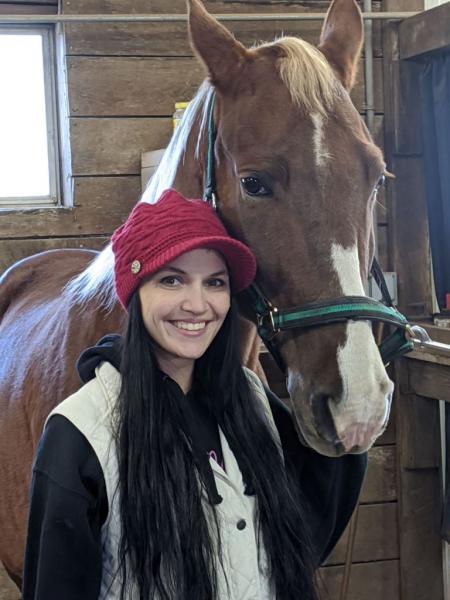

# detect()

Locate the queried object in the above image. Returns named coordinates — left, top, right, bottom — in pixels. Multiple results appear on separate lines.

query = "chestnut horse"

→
left=0, top=0, right=392, bottom=585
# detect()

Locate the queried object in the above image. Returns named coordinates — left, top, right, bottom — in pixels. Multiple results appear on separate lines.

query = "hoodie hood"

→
left=77, top=334, right=122, bottom=384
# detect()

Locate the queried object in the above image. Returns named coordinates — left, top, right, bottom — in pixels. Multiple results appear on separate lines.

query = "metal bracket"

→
left=406, top=324, right=450, bottom=358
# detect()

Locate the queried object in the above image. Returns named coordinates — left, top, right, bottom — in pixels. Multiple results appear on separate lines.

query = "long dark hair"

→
left=116, top=293, right=318, bottom=600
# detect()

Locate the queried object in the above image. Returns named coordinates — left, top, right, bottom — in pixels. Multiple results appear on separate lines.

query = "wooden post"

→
left=383, top=7, right=445, bottom=597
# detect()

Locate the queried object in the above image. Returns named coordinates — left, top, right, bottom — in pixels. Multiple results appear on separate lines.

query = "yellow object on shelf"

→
left=173, top=102, right=190, bottom=130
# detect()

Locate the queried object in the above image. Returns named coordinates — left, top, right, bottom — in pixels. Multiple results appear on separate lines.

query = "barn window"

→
left=0, top=27, right=60, bottom=208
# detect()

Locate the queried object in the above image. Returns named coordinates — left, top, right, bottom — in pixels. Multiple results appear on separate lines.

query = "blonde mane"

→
left=65, top=83, right=213, bottom=309
left=265, top=37, right=341, bottom=116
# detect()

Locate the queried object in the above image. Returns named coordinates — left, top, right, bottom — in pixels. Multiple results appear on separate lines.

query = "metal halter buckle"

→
left=405, top=324, right=431, bottom=344
left=258, top=306, right=280, bottom=341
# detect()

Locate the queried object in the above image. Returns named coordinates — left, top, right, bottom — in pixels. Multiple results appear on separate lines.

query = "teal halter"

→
left=202, top=91, right=413, bottom=371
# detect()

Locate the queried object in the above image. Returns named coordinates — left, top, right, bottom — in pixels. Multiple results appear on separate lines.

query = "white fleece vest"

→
left=48, top=363, right=281, bottom=600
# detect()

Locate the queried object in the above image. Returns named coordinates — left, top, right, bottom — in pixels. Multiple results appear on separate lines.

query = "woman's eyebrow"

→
left=159, top=267, right=229, bottom=277
left=160, top=267, right=186, bottom=275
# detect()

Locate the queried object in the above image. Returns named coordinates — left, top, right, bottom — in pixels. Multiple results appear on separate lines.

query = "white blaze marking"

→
left=311, top=112, right=331, bottom=168
left=331, top=243, right=365, bottom=295
left=330, top=243, right=393, bottom=451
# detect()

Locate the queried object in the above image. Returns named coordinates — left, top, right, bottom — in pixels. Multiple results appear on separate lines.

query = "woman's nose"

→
left=181, top=284, right=208, bottom=313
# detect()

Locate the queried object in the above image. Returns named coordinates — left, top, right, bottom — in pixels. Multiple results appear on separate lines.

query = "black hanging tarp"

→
left=419, top=52, right=450, bottom=310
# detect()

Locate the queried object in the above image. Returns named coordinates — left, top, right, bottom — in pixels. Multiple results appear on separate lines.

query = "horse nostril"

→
left=380, top=378, right=394, bottom=397
left=310, top=393, right=339, bottom=443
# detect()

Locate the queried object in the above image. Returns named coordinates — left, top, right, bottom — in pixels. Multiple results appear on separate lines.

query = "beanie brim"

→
left=112, top=189, right=257, bottom=308
left=119, top=236, right=256, bottom=307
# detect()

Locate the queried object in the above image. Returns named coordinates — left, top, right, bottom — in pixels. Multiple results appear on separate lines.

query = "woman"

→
left=23, top=189, right=367, bottom=600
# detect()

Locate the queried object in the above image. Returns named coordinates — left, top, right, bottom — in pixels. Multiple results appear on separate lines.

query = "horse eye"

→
left=240, top=176, right=272, bottom=197
left=375, top=174, right=386, bottom=193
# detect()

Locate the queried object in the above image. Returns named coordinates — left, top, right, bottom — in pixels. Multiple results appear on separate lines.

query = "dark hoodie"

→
left=22, top=335, right=367, bottom=600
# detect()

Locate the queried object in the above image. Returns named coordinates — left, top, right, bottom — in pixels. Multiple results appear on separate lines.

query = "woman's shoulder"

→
left=242, top=365, right=265, bottom=391
left=30, top=414, right=109, bottom=540
left=47, top=361, right=121, bottom=440
left=36, top=414, right=104, bottom=485
left=242, top=367, right=271, bottom=408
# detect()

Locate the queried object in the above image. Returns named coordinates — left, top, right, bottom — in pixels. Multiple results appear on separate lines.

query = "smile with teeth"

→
left=172, top=321, right=208, bottom=331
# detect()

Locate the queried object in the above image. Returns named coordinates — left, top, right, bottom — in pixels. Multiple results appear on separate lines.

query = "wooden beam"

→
left=406, top=358, right=450, bottom=403
left=415, top=323, right=450, bottom=345
left=399, top=2, right=450, bottom=59
left=395, top=463, right=444, bottom=599
left=383, top=9, right=445, bottom=596
left=397, top=390, right=440, bottom=470
left=395, top=361, right=444, bottom=600
left=0, top=177, right=139, bottom=239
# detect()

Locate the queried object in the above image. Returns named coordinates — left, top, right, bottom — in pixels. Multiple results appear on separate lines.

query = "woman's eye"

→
left=240, top=176, right=272, bottom=197
left=160, top=276, right=181, bottom=286
left=207, top=278, right=227, bottom=288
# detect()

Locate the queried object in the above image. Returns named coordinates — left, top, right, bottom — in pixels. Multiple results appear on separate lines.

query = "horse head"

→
left=183, top=0, right=393, bottom=457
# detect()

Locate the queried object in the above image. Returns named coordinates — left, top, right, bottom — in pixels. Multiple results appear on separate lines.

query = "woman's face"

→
left=138, top=248, right=231, bottom=369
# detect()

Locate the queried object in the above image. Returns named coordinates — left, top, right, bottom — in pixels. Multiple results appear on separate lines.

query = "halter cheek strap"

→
left=202, top=90, right=414, bottom=371
left=203, top=92, right=218, bottom=210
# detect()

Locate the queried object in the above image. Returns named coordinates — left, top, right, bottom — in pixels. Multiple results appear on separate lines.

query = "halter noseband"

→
left=202, top=91, right=413, bottom=371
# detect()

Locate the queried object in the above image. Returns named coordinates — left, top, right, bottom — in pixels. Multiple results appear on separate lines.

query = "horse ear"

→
left=187, top=0, right=249, bottom=90
left=317, top=0, right=364, bottom=91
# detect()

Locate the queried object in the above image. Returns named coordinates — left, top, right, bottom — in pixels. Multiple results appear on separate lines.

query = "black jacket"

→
left=22, top=335, right=367, bottom=599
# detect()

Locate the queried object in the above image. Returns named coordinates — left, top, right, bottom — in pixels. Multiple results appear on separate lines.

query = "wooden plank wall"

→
left=0, top=0, right=388, bottom=275
left=0, top=1, right=403, bottom=598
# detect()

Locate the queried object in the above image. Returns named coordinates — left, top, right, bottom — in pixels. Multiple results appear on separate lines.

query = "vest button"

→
left=236, top=519, right=247, bottom=530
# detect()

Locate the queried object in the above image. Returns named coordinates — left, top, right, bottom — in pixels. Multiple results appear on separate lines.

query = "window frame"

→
left=0, top=25, right=60, bottom=209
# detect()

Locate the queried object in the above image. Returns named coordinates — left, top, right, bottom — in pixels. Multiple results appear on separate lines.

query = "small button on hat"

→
left=130, top=260, right=141, bottom=274
left=111, top=188, right=257, bottom=308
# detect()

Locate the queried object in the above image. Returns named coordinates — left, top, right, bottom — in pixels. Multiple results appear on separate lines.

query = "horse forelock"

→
left=65, top=83, right=213, bottom=310
left=262, top=37, right=341, bottom=116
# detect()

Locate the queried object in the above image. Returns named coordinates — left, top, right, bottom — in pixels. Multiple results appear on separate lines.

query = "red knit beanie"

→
left=111, top=189, right=257, bottom=308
